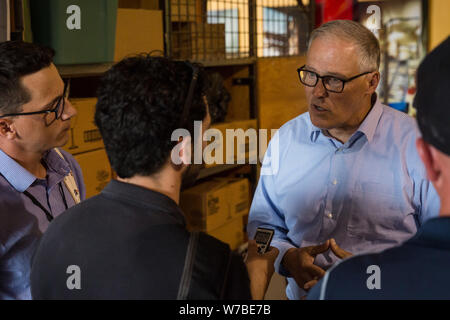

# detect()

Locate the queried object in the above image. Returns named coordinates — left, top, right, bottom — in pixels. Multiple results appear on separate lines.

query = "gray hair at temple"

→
left=308, top=20, right=381, bottom=72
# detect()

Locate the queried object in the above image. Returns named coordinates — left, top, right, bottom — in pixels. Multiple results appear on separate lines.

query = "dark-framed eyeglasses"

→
left=0, top=81, right=69, bottom=121
left=297, top=65, right=375, bottom=93
left=178, top=63, right=199, bottom=128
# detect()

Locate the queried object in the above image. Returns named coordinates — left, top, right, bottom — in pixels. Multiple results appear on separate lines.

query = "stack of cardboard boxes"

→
left=204, top=119, right=258, bottom=168
left=180, top=178, right=250, bottom=250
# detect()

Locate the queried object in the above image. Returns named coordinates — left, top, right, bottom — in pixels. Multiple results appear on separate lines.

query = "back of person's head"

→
left=95, top=56, right=208, bottom=179
left=309, top=20, right=380, bottom=72
left=415, top=37, right=450, bottom=157
left=0, top=41, right=55, bottom=115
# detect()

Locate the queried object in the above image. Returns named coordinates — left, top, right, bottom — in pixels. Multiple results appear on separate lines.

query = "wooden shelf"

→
left=188, top=57, right=256, bottom=67
left=197, top=164, right=245, bottom=180
left=57, top=57, right=256, bottom=78
left=57, top=63, right=114, bottom=78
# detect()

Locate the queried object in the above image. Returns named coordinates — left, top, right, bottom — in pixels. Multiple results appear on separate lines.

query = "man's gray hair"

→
left=308, top=20, right=380, bottom=72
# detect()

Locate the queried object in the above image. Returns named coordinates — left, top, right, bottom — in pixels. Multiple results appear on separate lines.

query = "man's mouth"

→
left=312, top=104, right=328, bottom=112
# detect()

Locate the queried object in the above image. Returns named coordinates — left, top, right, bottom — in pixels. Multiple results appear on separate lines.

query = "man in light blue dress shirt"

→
left=247, top=20, right=439, bottom=300
left=0, top=41, right=85, bottom=299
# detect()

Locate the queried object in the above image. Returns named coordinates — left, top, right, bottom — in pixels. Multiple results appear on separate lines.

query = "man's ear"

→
left=0, top=119, right=16, bottom=140
left=416, top=137, right=439, bottom=182
left=170, top=135, right=192, bottom=168
left=367, top=71, right=380, bottom=95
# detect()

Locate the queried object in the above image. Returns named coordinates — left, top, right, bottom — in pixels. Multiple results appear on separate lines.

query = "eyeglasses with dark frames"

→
left=0, top=81, right=69, bottom=122
left=297, top=65, right=375, bottom=93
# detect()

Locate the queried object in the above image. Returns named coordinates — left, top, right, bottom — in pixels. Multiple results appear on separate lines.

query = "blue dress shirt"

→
left=247, top=98, right=440, bottom=300
left=0, top=148, right=85, bottom=300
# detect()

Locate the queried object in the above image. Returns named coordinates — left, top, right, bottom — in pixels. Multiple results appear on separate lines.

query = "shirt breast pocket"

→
left=347, top=181, right=408, bottom=241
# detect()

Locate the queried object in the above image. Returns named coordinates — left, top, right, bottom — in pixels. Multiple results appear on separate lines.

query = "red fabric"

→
left=315, top=0, right=354, bottom=27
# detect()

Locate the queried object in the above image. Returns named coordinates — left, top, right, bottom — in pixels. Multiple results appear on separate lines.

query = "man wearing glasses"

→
left=248, top=20, right=439, bottom=299
left=0, top=41, right=85, bottom=299
left=308, top=37, right=450, bottom=300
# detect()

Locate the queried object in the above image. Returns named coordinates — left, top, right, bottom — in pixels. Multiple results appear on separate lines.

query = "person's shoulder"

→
left=379, top=104, right=418, bottom=133
left=44, top=193, right=104, bottom=233
left=320, top=251, right=386, bottom=299
left=278, top=112, right=311, bottom=132
left=376, top=104, right=420, bottom=152
left=273, top=112, right=313, bottom=145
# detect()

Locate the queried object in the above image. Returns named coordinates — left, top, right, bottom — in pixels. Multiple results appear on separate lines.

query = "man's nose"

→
left=312, top=79, right=328, bottom=98
left=60, top=99, right=77, bottom=121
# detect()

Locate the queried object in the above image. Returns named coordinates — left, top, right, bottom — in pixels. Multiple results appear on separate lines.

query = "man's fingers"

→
left=305, top=263, right=326, bottom=279
left=248, top=240, right=257, bottom=250
left=303, top=279, right=318, bottom=291
left=330, top=238, right=352, bottom=259
left=266, top=246, right=279, bottom=258
left=309, top=240, right=330, bottom=256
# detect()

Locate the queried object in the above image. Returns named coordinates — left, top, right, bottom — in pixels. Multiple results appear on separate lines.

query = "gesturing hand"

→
left=282, top=240, right=330, bottom=291
left=330, top=238, right=353, bottom=259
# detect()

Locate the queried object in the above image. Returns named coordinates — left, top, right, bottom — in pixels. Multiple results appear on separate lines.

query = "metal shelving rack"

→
left=162, top=0, right=314, bottom=184
left=162, top=0, right=260, bottom=184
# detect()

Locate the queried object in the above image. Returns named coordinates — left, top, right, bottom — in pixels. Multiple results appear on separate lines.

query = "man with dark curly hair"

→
left=30, top=56, right=278, bottom=300
left=0, top=41, right=85, bottom=300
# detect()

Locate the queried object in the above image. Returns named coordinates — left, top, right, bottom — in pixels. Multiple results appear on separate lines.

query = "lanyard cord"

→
left=23, top=182, right=69, bottom=222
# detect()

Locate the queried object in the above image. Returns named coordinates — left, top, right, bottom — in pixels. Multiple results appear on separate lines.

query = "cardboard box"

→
left=63, top=98, right=104, bottom=155
left=172, top=23, right=225, bottom=60
left=180, top=178, right=250, bottom=231
left=228, top=178, right=250, bottom=219
left=114, top=9, right=164, bottom=62
left=204, top=119, right=258, bottom=168
left=207, top=216, right=244, bottom=251
left=74, top=149, right=112, bottom=199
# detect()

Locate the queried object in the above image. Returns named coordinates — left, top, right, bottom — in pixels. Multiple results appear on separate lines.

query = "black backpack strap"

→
left=177, top=231, right=236, bottom=300
left=177, top=231, right=199, bottom=300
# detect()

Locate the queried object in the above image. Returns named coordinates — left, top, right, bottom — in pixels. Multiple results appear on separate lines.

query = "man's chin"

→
left=54, top=131, right=70, bottom=149
left=309, top=114, right=333, bottom=131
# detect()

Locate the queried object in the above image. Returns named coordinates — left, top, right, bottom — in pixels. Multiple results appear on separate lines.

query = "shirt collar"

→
left=101, top=180, right=187, bottom=226
left=310, top=95, right=384, bottom=144
left=0, top=148, right=71, bottom=192
left=355, top=97, right=383, bottom=144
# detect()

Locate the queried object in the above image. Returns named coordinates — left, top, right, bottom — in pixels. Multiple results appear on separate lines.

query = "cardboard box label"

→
left=63, top=98, right=104, bottom=155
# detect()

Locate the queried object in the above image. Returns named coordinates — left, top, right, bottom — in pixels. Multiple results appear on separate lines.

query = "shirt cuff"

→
left=271, top=239, right=296, bottom=277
